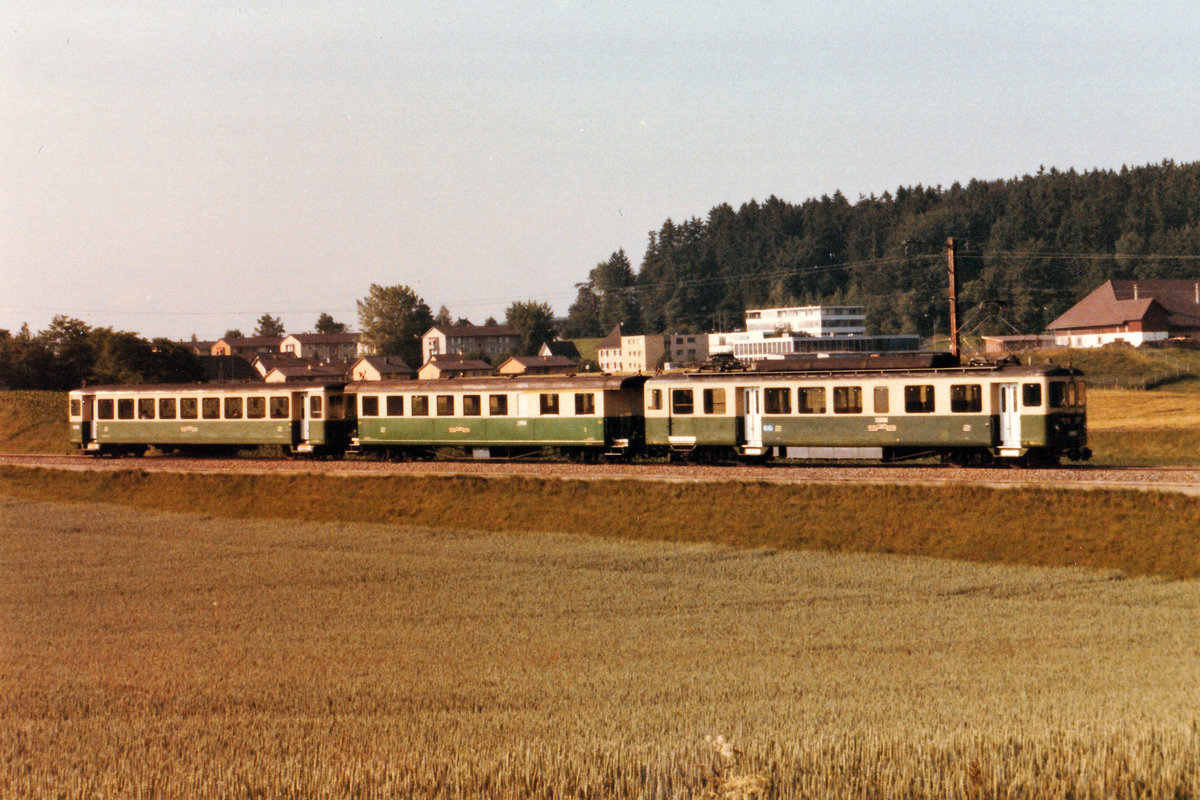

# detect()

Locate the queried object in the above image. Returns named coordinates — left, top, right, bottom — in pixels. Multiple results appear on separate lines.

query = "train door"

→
left=78, top=393, right=96, bottom=447
left=998, top=383, right=1021, bottom=452
left=743, top=387, right=763, bottom=453
left=291, top=391, right=308, bottom=445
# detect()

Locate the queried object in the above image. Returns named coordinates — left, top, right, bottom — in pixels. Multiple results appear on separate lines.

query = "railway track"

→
left=3, top=453, right=1199, bottom=495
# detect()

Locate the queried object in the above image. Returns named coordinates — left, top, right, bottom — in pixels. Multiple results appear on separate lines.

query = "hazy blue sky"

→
left=4, top=1, right=1199, bottom=339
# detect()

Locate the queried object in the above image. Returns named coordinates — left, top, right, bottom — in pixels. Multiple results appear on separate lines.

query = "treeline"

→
left=563, top=160, right=1200, bottom=338
left=0, top=318, right=204, bottom=390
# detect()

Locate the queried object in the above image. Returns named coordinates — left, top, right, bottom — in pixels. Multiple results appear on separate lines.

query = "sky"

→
left=4, top=1, right=1200, bottom=341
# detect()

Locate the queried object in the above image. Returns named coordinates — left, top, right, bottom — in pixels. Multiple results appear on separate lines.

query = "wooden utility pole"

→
left=946, top=236, right=960, bottom=360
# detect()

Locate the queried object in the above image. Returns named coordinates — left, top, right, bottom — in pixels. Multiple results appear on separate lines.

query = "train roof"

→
left=69, top=380, right=346, bottom=395
left=347, top=373, right=647, bottom=393
left=649, top=359, right=1083, bottom=382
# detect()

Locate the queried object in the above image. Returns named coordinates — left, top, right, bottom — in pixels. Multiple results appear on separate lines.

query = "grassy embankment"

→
left=3, top=496, right=1198, bottom=799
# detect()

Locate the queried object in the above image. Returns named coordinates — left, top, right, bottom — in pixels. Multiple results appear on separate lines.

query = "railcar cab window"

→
left=159, top=398, right=176, bottom=419
left=1022, top=383, right=1042, bottom=408
left=118, top=399, right=135, bottom=420
left=950, top=384, right=982, bottom=413
left=904, top=385, right=935, bottom=413
left=873, top=386, right=889, bottom=414
left=574, top=392, right=595, bottom=415
left=202, top=398, right=220, bottom=419
left=463, top=395, right=482, bottom=416
left=411, top=395, right=429, bottom=416
left=703, top=388, right=726, bottom=414
left=833, top=386, right=862, bottom=414
left=138, top=398, right=156, bottom=419
left=764, top=387, right=791, bottom=415
left=269, top=396, right=289, bottom=419
left=225, top=397, right=244, bottom=419
left=386, top=395, right=405, bottom=416
left=540, top=393, right=560, bottom=415
left=361, top=395, right=380, bottom=417
left=328, top=395, right=344, bottom=419
left=247, top=397, right=267, bottom=419
left=797, top=387, right=826, bottom=414
left=1049, top=382, right=1070, bottom=409
left=672, top=389, right=694, bottom=414
left=98, top=399, right=114, bottom=420
left=648, top=389, right=663, bottom=411
left=489, top=394, right=508, bottom=416
left=70, top=399, right=82, bottom=418
left=308, top=396, right=322, bottom=419
left=180, top=398, right=198, bottom=419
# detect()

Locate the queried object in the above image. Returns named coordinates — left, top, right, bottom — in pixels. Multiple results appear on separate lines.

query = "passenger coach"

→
left=643, top=360, right=1089, bottom=465
left=68, top=382, right=350, bottom=456
left=348, top=374, right=647, bottom=460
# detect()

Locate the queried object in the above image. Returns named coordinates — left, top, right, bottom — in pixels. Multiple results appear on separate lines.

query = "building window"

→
left=411, top=396, right=429, bottom=416
left=540, top=393, right=560, bottom=415
left=764, top=387, right=791, bottom=414
left=247, top=397, right=267, bottom=419
left=361, top=395, right=380, bottom=417
left=950, top=384, right=982, bottom=413
left=1022, top=383, right=1042, bottom=408
left=833, top=386, right=863, bottom=414
left=904, top=385, right=935, bottom=413
left=574, top=393, right=595, bottom=415
left=873, top=386, right=889, bottom=415
left=703, top=388, right=726, bottom=414
left=489, top=395, right=508, bottom=416
left=386, top=396, right=405, bottom=416
left=436, top=395, right=454, bottom=416
left=463, top=395, right=481, bottom=416
left=672, top=389, right=694, bottom=414
left=797, top=387, right=826, bottom=414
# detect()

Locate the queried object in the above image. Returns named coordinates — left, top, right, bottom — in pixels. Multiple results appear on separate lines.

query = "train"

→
left=67, top=354, right=1090, bottom=467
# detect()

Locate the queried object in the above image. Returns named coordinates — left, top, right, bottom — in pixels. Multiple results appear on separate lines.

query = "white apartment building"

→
left=744, top=305, right=867, bottom=337
left=710, top=305, right=919, bottom=361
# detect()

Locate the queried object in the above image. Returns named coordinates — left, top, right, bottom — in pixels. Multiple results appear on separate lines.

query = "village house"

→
left=349, top=356, right=415, bottom=382
left=421, top=324, right=519, bottom=363
left=280, top=332, right=363, bottom=362
left=417, top=353, right=493, bottom=380
left=1046, top=279, right=1200, bottom=348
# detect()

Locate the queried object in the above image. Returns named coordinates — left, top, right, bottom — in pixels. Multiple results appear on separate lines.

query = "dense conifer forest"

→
left=564, top=160, right=1200, bottom=338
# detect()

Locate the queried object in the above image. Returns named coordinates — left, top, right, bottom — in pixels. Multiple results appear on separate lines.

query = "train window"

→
left=540, top=393, right=560, bottom=415
left=270, top=396, right=289, bottom=419
left=672, top=389, right=694, bottom=415
left=574, top=393, right=595, bottom=415
left=463, top=395, right=482, bottom=416
left=181, top=398, right=198, bottom=419
left=1076, top=382, right=1086, bottom=407
left=796, top=387, right=826, bottom=414
left=118, top=399, right=135, bottom=420
left=202, top=398, right=220, bottom=419
left=309, top=396, right=323, bottom=419
left=833, top=386, right=863, bottom=414
left=764, top=387, right=791, bottom=415
left=648, top=389, right=663, bottom=410
left=411, top=396, right=429, bottom=416
left=70, top=399, right=82, bottom=418
left=247, top=397, right=267, bottom=419
left=386, top=395, right=405, bottom=416
left=361, top=396, right=380, bottom=417
left=704, top=388, right=726, bottom=414
left=224, top=397, right=244, bottom=419
left=904, top=385, right=935, bottom=413
left=1049, top=382, right=1068, bottom=408
left=950, top=384, right=982, bottom=413
left=873, top=386, right=889, bottom=414
left=138, top=398, right=156, bottom=419
left=328, top=395, right=344, bottom=420
left=1022, top=383, right=1042, bottom=407
left=436, top=395, right=454, bottom=416
left=489, top=394, right=508, bottom=415
left=98, top=399, right=114, bottom=420
left=1067, top=382, right=1077, bottom=407
left=158, top=398, right=177, bottom=419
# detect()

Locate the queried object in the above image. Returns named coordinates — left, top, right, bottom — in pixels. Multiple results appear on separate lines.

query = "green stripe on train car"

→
left=95, top=420, right=294, bottom=446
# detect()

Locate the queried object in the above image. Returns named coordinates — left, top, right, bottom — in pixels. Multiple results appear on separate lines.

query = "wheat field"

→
left=2, top=494, right=1198, bottom=799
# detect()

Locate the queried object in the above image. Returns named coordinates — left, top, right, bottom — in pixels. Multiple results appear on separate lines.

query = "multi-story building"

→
left=421, top=324, right=520, bottom=362
left=710, top=305, right=919, bottom=361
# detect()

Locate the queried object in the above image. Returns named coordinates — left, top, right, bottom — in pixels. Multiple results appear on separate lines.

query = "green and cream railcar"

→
left=349, top=374, right=647, bottom=459
left=68, top=382, right=350, bottom=456
left=643, top=363, right=1089, bottom=465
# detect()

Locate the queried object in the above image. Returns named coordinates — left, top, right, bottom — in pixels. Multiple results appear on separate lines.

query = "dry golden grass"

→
left=2, top=495, right=1198, bottom=799
left=1087, top=388, right=1200, bottom=431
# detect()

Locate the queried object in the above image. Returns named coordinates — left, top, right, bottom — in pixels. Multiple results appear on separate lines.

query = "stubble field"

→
left=2, top=495, right=1197, bottom=799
